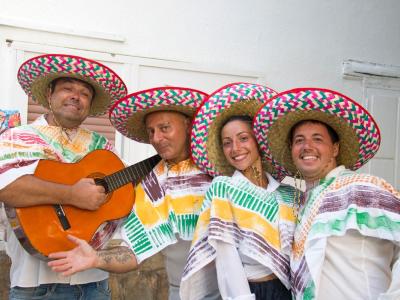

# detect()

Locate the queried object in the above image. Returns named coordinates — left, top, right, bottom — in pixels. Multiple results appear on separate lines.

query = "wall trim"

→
left=0, top=16, right=125, bottom=42
left=342, top=59, right=400, bottom=79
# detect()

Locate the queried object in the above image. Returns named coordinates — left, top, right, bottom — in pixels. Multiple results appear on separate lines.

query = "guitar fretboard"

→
left=102, top=155, right=161, bottom=192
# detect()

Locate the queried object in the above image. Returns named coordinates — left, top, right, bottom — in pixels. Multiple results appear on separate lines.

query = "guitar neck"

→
left=102, top=155, right=161, bottom=192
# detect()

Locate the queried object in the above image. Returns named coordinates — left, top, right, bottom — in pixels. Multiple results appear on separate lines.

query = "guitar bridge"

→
left=53, top=204, right=71, bottom=230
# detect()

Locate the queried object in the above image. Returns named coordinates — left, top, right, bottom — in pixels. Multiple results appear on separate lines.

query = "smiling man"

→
left=289, top=120, right=339, bottom=182
left=46, top=77, right=95, bottom=128
left=254, top=88, right=400, bottom=300
left=0, top=54, right=127, bottom=299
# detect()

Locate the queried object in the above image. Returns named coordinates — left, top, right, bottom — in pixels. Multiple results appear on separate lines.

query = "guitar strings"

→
left=104, top=156, right=159, bottom=192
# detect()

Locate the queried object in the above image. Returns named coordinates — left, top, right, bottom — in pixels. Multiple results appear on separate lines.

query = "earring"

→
left=261, top=155, right=268, bottom=165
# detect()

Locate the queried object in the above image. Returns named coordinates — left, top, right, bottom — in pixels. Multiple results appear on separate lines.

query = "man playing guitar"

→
left=0, top=54, right=127, bottom=300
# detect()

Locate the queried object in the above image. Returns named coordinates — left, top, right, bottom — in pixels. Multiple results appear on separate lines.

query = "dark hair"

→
left=220, top=115, right=253, bottom=142
left=289, top=119, right=339, bottom=145
left=221, top=115, right=253, bottom=129
left=49, top=77, right=95, bottom=100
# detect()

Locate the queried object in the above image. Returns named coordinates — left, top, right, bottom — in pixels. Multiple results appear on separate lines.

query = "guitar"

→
left=5, top=149, right=160, bottom=260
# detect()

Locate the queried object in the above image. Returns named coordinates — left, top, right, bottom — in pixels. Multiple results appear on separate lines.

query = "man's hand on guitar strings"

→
left=67, top=178, right=107, bottom=210
left=48, top=234, right=98, bottom=276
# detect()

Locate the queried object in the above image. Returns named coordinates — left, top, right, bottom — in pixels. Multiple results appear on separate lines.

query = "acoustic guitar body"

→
left=6, top=149, right=135, bottom=259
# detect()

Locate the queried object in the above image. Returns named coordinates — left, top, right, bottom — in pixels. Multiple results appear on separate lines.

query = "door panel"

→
left=360, top=86, right=400, bottom=189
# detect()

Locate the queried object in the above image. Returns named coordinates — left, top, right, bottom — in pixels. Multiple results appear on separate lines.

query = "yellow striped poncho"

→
left=181, top=171, right=297, bottom=297
left=122, top=158, right=212, bottom=263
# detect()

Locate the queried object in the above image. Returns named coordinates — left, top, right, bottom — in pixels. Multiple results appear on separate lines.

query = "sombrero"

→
left=17, top=54, right=127, bottom=116
left=253, top=87, right=381, bottom=176
left=191, top=82, right=277, bottom=177
left=109, top=86, right=209, bottom=143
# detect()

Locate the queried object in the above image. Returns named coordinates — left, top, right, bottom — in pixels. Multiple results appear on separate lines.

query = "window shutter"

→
left=27, top=98, right=116, bottom=145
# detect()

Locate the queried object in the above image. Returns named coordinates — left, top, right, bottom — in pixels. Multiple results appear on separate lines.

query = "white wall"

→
left=1, top=0, right=399, bottom=187
left=1, top=0, right=399, bottom=99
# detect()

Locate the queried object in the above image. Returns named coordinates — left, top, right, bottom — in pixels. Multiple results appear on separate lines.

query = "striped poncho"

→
left=0, top=115, right=114, bottom=173
left=121, top=158, right=212, bottom=263
left=180, top=171, right=297, bottom=299
left=291, top=166, right=400, bottom=299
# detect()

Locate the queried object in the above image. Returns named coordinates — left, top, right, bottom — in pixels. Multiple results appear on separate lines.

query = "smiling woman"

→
left=221, top=116, right=266, bottom=187
left=181, top=83, right=297, bottom=300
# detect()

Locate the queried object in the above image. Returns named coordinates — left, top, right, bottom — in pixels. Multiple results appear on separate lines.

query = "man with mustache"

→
left=254, top=88, right=400, bottom=300
left=0, top=54, right=127, bottom=299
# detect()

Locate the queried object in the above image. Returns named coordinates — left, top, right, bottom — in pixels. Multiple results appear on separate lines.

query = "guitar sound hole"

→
left=94, top=177, right=109, bottom=194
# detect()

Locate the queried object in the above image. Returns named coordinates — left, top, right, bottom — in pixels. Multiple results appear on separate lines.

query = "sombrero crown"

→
left=109, top=86, right=209, bottom=143
left=17, top=54, right=127, bottom=116
left=253, top=88, right=381, bottom=176
left=191, top=82, right=277, bottom=177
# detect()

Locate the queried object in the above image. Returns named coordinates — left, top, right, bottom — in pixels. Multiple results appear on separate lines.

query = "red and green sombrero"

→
left=109, top=86, right=209, bottom=143
left=253, top=87, right=381, bottom=176
left=17, top=54, right=127, bottom=116
left=191, top=82, right=277, bottom=177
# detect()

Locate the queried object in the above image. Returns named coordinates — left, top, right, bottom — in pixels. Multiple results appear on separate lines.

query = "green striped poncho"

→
left=291, top=166, right=400, bottom=299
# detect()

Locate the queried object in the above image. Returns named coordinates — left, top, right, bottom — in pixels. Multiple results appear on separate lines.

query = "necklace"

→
left=243, top=160, right=268, bottom=188
left=45, top=113, right=78, bottom=143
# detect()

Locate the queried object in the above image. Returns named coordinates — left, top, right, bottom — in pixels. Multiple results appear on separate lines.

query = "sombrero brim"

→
left=254, top=88, right=381, bottom=176
left=109, top=87, right=209, bottom=143
left=17, top=54, right=127, bottom=116
left=191, top=82, right=277, bottom=177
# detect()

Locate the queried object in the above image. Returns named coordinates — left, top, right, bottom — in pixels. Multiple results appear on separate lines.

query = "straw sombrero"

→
left=17, top=54, right=127, bottom=116
left=253, top=87, right=381, bottom=177
left=109, top=86, right=209, bottom=143
left=191, top=82, right=277, bottom=177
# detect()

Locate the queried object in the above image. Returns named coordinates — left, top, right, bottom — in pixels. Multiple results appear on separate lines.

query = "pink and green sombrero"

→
left=191, top=82, right=277, bottom=177
left=17, top=54, right=127, bottom=116
left=109, top=86, right=209, bottom=143
left=253, top=87, right=381, bottom=177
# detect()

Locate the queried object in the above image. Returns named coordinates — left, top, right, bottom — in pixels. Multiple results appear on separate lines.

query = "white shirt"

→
left=306, top=166, right=400, bottom=300
left=318, top=230, right=400, bottom=300
left=161, top=238, right=192, bottom=300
